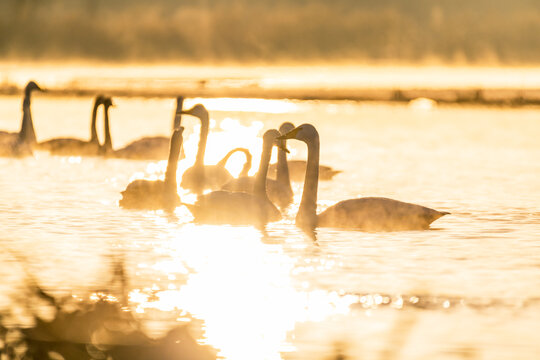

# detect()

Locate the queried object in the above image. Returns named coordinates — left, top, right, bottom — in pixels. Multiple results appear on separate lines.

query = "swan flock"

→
left=2, top=81, right=450, bottom=233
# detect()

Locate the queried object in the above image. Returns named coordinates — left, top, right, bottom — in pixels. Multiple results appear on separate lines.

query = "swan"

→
left=221, top=122, right=294, bottom=209
left=119, top=127, right=184, bottom=210
left=183, top=129, right=283, bottom=227
left=179, top=104, right=243, bottom=194
left=0, top=81, right=43, bottom=157
left=37, top=95, right=105, bottom=156
left=278, top=123, right=449, bottom=231
left=113, top=97, right=185, bottom=160
left=268, top=122, right=341, bottom=181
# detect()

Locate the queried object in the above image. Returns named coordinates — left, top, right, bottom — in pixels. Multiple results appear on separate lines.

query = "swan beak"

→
left=277, top=141, right=290, bottom=153
left=277, top=126, right=302, bottom=140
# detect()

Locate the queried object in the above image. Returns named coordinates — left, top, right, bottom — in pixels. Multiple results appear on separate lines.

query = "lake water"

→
left=1, top=93, right=539, bottom=359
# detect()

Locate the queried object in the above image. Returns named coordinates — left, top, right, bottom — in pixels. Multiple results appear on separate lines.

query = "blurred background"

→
left=2, top=0, right=539, bottom=64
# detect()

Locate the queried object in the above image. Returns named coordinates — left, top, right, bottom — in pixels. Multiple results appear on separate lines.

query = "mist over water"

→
left=2, top=0, right=539, bottom=63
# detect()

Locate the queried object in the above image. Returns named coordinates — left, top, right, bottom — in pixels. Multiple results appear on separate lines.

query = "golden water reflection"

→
left=129, top=225, right=358, bottom=360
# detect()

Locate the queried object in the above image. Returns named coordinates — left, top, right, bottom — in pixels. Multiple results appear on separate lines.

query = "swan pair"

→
left=38, top=94, right=183, bottom=159
left=37, top=95, right=114, bottom=156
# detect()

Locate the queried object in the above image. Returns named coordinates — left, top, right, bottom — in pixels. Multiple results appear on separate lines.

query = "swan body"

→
left=278, top=123, right=449, bottom=231
left=113, top=97, right=184, bottom=160
left=221, top=122, right=294, bottom=209
left=119, top=127, right=184, bottom=210
left=184, top=191, right=281, bottom=225
left=183, top=129, right=283, bottom=226
left=0, top=81, right=43, bottom=157
left=317, top=197, right=449, bottom=231
left=37, top=95, right=105, bottom=156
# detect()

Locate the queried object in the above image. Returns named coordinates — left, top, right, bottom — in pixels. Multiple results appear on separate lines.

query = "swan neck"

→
left=195, top=114, right=209, bottom=167
left=276, top=140, right=292, bottom=191
left=90, top=100, right=100, bottom=143
left=173, top=98, right=183, bottom=129
left=254, top=139, right=273, bottom=198
left=216, top=148, right=236, bottom=168
left=297, top=136, right=319, bottom=228
left=239, top=151, right=252, bottom=177
left=164, top=131, right=182, bottom=192
left=18, top=92, right=37, bottom=145
left=103, top=106, right=113, bottom=152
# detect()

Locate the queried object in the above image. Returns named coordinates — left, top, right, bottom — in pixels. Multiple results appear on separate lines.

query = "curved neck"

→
left=254, top=139, right=274, bottom=199
left=89, top=99, right=100, bottom=143
left=103, top=106, right=113, bottom=153
left=164, top=130, right=182, bottom=193
left=239, top=151, right=252, bottom=177
left=194, top=114, right=209, bottom=168
left=297, top=136, right=319, bottom=228
left=217, top=148, right=252, bottom=177
left=275, top=140, right=292, bottom=192
left=18, top=92, right=37, bottom=145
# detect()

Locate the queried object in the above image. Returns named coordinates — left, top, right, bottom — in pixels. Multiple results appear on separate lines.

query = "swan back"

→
left=186, top=191, right=281, bottom=225
left=317, top=197, right=448, bottom=231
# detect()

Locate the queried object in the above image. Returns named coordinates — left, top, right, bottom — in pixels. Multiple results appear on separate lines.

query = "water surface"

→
left=1, top=95, right=539, bottom=359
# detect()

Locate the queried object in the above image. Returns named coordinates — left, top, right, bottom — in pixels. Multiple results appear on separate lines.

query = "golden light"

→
left=127, top=224, right=358, bottom=360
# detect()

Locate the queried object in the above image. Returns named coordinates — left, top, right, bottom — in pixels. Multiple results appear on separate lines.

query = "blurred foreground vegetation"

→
left=1, top=0, right=540, bottom=64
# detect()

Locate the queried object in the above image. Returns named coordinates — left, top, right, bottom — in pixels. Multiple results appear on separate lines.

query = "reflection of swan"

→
left=279, top=124, right=449, bottom=231
left=180, top=104, right=239, bottom=194
left=113, top=97, right=184, bottom=160
left=0, top=81, right=43, bottom=157
left=183, top=130, right=282, bottom=226
left=269, top=122, right=341, bottom=182
left=221, top=122, right=294, bottom=209
left=37, top=95, right=105, bottom=156
left=119, top=127, right=183, bottom=210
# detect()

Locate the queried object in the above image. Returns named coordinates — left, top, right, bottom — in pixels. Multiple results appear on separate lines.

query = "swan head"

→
left=25, top=81, right=44, bottom=93
left=103, top=97, right=115, bottom=109
left=263, top=129, right=289, bottom=153
left=279, top=122, right=295, bottom=135
left=181, top=104, right=208, bottom=120
left=277, top=123, right=318, bottom=143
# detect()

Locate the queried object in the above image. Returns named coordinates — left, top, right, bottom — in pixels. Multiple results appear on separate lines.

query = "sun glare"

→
left=127, top=225, right=358, bottom=360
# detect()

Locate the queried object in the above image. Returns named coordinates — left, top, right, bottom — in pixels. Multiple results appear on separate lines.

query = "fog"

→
left=2, top=0, right=539, bottom=64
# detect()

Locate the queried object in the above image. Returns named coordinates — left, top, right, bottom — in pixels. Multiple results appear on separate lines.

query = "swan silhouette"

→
left=0, top=81, right=43, bottom=157
left=221, top=122, right=294, bottom=210
left=180, top=104, right=247, bottom=194
left=37, top=95, right=105, bottom=156
left=278, top=124, right=449, bottom=231
left=183, top=129, right=283, bottom=227
left=113, top=97, right=185, bottom=160
left=119, top=127, right=184, bottom=210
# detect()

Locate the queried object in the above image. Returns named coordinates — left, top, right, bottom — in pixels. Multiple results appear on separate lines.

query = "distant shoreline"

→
left=1, top=84, right=539, bottom=106
left=1, top=63, right=539, bottom=105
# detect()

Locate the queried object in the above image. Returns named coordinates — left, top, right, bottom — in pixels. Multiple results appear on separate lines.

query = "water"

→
left=1, top=94, right=540, bottom=359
